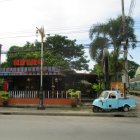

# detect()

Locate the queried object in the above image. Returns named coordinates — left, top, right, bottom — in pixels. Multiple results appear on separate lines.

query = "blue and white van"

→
left=92, top=90, right=136, bottom=112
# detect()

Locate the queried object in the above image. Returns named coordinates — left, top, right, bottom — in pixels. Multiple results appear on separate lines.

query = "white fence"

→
left=9, top=90, right=68, bottom=99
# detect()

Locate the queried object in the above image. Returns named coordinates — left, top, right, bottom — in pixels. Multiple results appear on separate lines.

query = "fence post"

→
left=57, top=91, right=58, bottom=98
left=48, top=91, right=49, bottom=99
left=66, top=91, right=67, bottom=99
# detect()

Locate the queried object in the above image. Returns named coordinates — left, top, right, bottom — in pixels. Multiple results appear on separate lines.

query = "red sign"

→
left=13, top=59, right=44, bottom=66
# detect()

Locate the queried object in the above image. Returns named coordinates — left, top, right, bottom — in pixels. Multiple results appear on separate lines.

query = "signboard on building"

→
left=13, top=59, right=44, bottom=66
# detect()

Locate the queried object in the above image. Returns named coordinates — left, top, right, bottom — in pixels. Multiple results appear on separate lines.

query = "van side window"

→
left=109, top=93, right=116, bottom=99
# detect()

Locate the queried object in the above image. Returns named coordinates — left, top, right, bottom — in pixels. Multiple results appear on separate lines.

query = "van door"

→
left=106, top=93, right=118, bottom=109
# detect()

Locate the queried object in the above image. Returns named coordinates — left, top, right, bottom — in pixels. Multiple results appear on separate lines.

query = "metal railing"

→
left=9, top=90, right=68, bottom=99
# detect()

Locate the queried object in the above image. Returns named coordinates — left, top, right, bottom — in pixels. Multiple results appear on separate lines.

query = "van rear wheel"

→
left=123, top=105, right=129, bottom=112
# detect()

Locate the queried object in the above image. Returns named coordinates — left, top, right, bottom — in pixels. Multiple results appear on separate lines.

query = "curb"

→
left=0, top=111, right=139, bottom=118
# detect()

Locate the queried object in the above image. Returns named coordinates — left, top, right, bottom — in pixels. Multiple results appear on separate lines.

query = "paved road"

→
left=0, top=115, right=140, bottom=140
left=129, top=95, right=140, bottom=116
left=132, top=95, right=140, bottom=108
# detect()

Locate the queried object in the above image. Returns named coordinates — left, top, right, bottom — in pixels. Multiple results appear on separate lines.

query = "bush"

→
left=92, top=83, right=103, bottom=97
left=66, top=89, right=81, bottom=99
left=0, top=91, right=9, bottom=106
left=66, top=89, right=81, bottom=107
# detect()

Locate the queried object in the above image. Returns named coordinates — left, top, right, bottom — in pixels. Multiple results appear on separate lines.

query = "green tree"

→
left=44, top=35, right=89, bottom=70
left=91, top=63, right=103, bottom=75
left=89, top=16, right=136, bottom=81
left=4, top=35, right=89, bottom=71
left=91, top=57, right=139, bottom=81
left=5, top=42, right=40, bottom=67
left=128, top=60, right=139, bottom=78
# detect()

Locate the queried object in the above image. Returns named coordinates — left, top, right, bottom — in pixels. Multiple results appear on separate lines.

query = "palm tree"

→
left=89, top=16, right=136, bottom=81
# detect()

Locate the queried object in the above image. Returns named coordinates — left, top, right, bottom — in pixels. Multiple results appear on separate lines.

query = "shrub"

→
left=66, top=89, right=81, bottom=99
left=0, top=91, right=9, bottom=106
left=66, top=89, right=81, bottom=107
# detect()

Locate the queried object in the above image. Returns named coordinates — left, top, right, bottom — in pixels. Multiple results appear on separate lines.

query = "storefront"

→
left=0, top=66, right=63, bottom=90
left=0, top=60, right=98, bottom=106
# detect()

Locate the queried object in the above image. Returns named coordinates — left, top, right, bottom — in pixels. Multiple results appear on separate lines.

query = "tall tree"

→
left=127, top=60, right=139, bottom=78
left=4, top=35, right=89, bottom=71
left=44, top=35, right=89, bottom=70
left=89, top=16, right=136, bottom=81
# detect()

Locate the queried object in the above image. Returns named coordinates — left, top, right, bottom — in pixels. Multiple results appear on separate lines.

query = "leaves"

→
left=92, top=83, right=103, bottom=93
left=0, top=91, right=9, bottom=100
left=3, top=35, right=89, bottom=71
left=89, top=16, right=137, bottom=81
left=66, top=89, right=81, bottom=99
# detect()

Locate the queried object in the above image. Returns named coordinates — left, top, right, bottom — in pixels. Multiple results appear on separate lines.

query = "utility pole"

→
left=103, top=48, right=109, bottom=90
left=121, top=0, right=128, bottom=97
left=36, top=27, right=45, bottom=110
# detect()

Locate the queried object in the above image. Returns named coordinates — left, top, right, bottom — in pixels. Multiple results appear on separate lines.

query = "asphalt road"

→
left=0, top=115, right=140, bottom=140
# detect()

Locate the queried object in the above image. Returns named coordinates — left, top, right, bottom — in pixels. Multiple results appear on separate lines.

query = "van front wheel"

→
left=92, top=106, right=99, bottom=112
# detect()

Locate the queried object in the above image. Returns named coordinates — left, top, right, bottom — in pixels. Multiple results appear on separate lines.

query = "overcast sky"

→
left=0, top=0, right=140, bottom=69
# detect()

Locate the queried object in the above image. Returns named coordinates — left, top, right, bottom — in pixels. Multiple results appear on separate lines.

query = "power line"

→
left=0, top=25, right=91, bottom=36
left=1, top=19, right=140, bottom=40
left=1, top=27, right=140, bottom=40
left=1, top=41, right=140, bottom=54
left=1, top=20, right=140, bottom=35
left=0, top=31, right=89, bottom=40
left=0, top=0, right=12, bottom=2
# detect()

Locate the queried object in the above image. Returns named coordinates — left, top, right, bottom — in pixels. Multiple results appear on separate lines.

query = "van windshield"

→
left=99, top=91, right=109, bottom=99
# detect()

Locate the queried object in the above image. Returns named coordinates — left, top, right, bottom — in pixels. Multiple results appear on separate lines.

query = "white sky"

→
left=0, top=0, right=140, bottom=69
